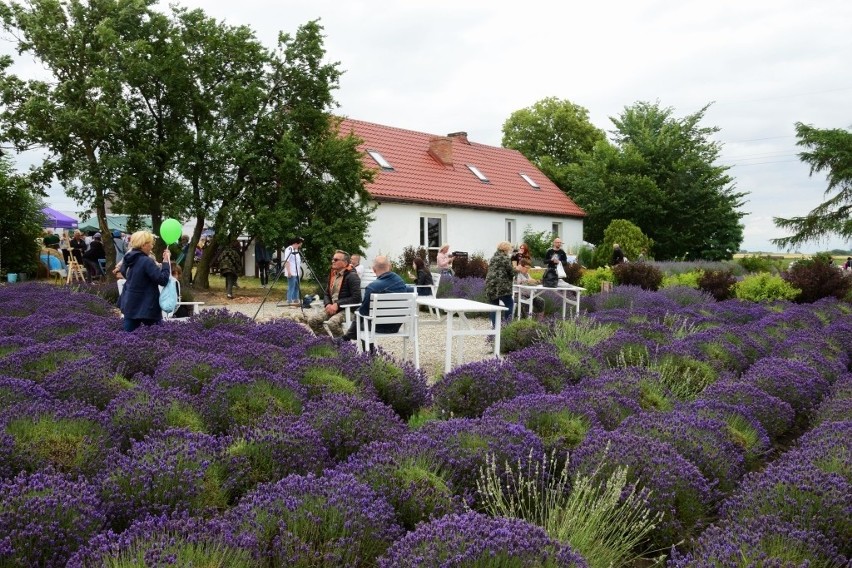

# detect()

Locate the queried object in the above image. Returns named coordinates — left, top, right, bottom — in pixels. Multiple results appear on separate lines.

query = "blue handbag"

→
left=159, top=277, right=179, bottom=313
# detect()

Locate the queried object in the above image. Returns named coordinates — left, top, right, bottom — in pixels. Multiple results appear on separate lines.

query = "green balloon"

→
left=160, top=218, right=182, bottom=245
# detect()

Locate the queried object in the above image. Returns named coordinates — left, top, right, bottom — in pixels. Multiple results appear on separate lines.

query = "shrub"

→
left=783, top=256, right=852, bottom=303
left=453, top=252, right=488, bottom=278
left=612, top=262, right=663, bottom=291
left=563, top=261, right=584, bottom=285
left=734, top=273, right=800, bottom=302
left=741, top=356, right=831, bottom=419
left=697, top=268, right=737, bottom=301
left=579, top=266, right=614, bottom=294
left=378, top=511, right=588, bottom=568
left=348, top=355, right=430, bottom=421
left=500, top=317, right=548, bottom=353
left=661, top=270, right=701, bottom=289
left=508, top=343, right=579, bottom=393
left=737, top=254, right=776, bottom=273
left=699, top=381, right=795, bottom=442
left=594, top=219, right=653, bottom=268
left=431, top=359, right=545, bottom=418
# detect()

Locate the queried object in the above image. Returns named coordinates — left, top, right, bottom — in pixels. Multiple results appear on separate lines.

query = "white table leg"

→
left=493, top=310, right=502, bottom=357
left=444, top=311, right=454, bottom=374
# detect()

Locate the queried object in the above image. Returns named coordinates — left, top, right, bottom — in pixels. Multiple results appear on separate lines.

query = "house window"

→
left=506, top=219, right=516, bottom=244
left=367, top=150, right=393, bottom=170
left=552, top=223, right=562, bottom=238
left=519, top=173, right=540, bottom=188
left=466, top=164, right=489, bottom=182
left=420, top=215, right=443, bottom=263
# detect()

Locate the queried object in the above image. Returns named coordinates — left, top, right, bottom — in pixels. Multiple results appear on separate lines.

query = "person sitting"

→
left=341, top=255, right=407, bottom=341
left=413, top=257, right=434, bottom=296
left=350, top=254, right=364, bottom=277
left=82, top=232, right=106, bottom=281
left=299, top=250, right=361, bottom=337
left=610, top=243, right=625, bottom=266
left=515, top=259, right=545, bottom=318
left=511, top=242, right=532, bottom=268
left=42, top=229, right=60, bottom=250
left=69, top=230, right=86, bottom=264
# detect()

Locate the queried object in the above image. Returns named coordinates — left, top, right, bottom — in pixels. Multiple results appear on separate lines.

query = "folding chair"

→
left=355, top=292, right=419, bottom=368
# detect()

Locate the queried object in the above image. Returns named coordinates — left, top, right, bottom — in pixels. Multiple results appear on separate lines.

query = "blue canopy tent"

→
left=40, top=207, right=78, bottom=230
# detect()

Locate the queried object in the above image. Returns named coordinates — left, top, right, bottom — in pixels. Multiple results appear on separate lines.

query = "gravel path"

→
left=200, top=300, right=497, bottom=381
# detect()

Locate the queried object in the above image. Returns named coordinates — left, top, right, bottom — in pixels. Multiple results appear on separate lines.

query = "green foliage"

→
left=394, top=245, right=428, bottom=276
left=782, top=255, right=852, bottom=303
left=576, top=245, right=595, bottom=267
left=661, top=271, right=702, bottom=289
left=565, top=102, right=745, bottom=261
left=734, top=273, right=801, bottom=303
left=501, top=97, right=606, bottom=190
left=697, top=269, right=737, bottom=301
left=579, top=266, right=614, bottom=294
left=453, top=252, right=488, bottom=279
left=737, top=254, right=777, bottom=273
left=0, top=156, right=43, bottom=277
left=562, top=262, right=584, bottom=285
left=477, top=451, right=661, bottom=568
left=521, top=226, right=555, bottom=262
left=772, top=123, right=852, bottom=248
left=500, top=318, right=548, bottom=354
left=594, top=219, right=653, bottom=268
left=612, top=262, right=664, bottom=291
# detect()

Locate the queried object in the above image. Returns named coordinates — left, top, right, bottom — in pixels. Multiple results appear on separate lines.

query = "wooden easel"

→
left=66, top=255, right=87, bottom=284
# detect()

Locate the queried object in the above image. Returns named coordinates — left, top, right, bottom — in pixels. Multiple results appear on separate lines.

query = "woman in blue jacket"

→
left=119, top=231, right=171, bottom=332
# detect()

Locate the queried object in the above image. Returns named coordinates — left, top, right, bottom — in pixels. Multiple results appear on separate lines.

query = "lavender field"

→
left=0, top=281, right=850, bottom=567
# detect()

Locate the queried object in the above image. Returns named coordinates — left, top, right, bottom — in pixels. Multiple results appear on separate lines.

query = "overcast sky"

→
left=19, top=0, right=852, bottom=252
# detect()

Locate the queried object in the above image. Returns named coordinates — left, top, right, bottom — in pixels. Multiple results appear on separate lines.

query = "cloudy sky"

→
left=19, top=0, right=852, bottom=252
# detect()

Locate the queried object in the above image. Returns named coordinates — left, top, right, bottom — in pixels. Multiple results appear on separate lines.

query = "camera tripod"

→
left=252, top=252, right=327, bottom=321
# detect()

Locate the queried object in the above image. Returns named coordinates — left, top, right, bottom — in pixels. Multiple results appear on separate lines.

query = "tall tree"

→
left=501, top=97, right=605, bottom=189
left=0, top=154, right=43, bottom=276
left=772, top=122, right=852, bottom=249
left=0, top=0, right=153, bottom=267
left=567, top=102, right=745, bottom=260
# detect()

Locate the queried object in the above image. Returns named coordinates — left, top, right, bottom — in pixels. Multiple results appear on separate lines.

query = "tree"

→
left=593, top=219, right=653, bottom=268
left=771, top=123, right=852, bottom=249
left=501, top=97, right=606, bottom=189
left=0, top=155, right=43, bottom=277
left=566, top=102, right=745, bottom=260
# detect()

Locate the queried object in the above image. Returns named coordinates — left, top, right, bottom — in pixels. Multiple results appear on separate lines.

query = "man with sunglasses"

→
left=298, top=249, right=361, bottom=337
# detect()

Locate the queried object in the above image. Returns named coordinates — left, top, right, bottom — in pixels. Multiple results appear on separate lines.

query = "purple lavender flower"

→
left=152, top=348, right=234, bottom=395
left=618, top=409, right=747, bottom=494
left=335, top=434, right=467, bottom=529
left=0, top=375, right=51, bottom=410
left=483, top=392, right=602, bottom=452
left=1, top=399, right=111, bottom=477
left=668, top=515, right=850, bottom=567
left=571, top=430, right=716, bottom=550
left=688, top=399, right=772, bottom=470
left=0, top=469, right=106, bottom=567
left=378, top=511, right=588, bottom=567
left=104, top=379, right=206, bottom=451
left=298, top=394, right=408, bottom=462
left=0, top=342, right=91, bottom=382
left=584, top=285, right=681, bottom=314
left=659, top=285, right=716, bottom=307
left=287, top=356, right=380, bottom=400
left=741, top=356, right=831, bottom=419
left=186, top=306, right=255, bottom=333
left=224, top=414, right=331, bottom=499
left=508, top=342, right=581, bottom=392
left=581, top=366, right=677, bottom=412
left=198, top=369, right=307, bottom=434
left=244, top=317, right=316, bottom=349
left=0, top=335, right=35, bottom=357
left=41, top=354, right=135, bottom=410
left=561, top=384, right=643, bottom=430
left=68, top=512, right=254, bottom=567
left=777, top=420, right=852, bottom=484
left=431, top=358, right=546, bottom=418
left=585, top=329, right=655, bottom=370
left=344, top=352, right=430, bottom=420
left=100, top=428, right=228, bottom=531
left=719, top=460, right=852, bottom=554
left=101, top=333, right=172, bottom=378
left=227, top=470, right=403, bottom=566
left=775, top=328, right=850, bottom=383
left=700, top=380, right=796, bottom=441
left=416, top=417, right=545, bottom=503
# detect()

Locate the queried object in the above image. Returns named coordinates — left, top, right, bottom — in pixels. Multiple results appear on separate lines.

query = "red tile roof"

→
left=339, top=118, right=585, bottom=217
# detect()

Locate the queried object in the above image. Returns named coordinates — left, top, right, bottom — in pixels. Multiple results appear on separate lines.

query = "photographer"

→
left=283, top=237, right=304, bottom=307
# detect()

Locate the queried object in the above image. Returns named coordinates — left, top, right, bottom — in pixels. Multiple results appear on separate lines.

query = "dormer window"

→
left=466, top=164, right=489, bottom=183
left=367, top=150, right=394, bottom=170
left=520, top=173, right=540, bottom=189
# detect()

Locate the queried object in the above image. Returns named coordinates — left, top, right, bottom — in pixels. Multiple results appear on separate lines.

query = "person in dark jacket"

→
left=118, top=230, right=171, bottom=332
left=610, top=243, right=625, bottom=266
left=218, top=241, right=242, bottom=299
left=341, top=254, right=408, bottom=340
left=299, top=250, right=362, bottom=337
left=255, top=238, right=273, bottom=287
left=82, top=232, right=107, bottom=281
left=485, top=241, right=515, bottom=328
left=413, top=257, right=434, bottom=296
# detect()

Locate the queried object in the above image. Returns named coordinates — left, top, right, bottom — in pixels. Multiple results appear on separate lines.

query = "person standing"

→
left=255, top=238, right=272, bottom=287
left=218, top=241, right=242, bottom=299
left=341, top=255, right=407, bottom=341
left=113, top=230, right=126, bottom=264
left=118, top=231, right=171, bottom=332
left=284, top=237, right=304, bottom=306
left=437, top=244, right=455, bottom=276
left=485, top=241, right=515, bottom=328
left=544, top=237, right=568, bottom=267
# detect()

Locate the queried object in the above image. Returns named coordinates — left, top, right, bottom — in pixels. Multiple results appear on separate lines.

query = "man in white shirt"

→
left=350, top=254, right=365, bottom=277
left=283, top=237, right=303, bottom=307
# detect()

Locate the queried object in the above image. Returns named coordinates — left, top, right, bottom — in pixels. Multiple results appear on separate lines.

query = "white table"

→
left=416, top=297, right=507, bottom=374
left=515, top=282, right=585, bottom=319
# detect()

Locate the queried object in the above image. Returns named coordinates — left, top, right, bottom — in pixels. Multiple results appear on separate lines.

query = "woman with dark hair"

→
left=413, top=257, right=434, bottom=296
left=511, top=242, right=532, bottom=268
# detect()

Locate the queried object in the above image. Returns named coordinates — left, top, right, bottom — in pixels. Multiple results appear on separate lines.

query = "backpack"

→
left=541, top=266, right=559, bottom=288
left=159, top=277, right=179, bottom=313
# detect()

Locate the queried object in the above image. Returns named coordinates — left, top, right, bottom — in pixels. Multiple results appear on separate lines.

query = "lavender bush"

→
left=508, top=343, right=580, bottom=392
left=0, top=375, right=51, bottom=409
left=345, top=353, right=430, bottom=420
left=699, top=380, right=795, bottom=441
left=741, top=356, right=831, bottom=419
left=581, top=366, right=678, bottom=412
left=0, top=469, right=106, bottom=567
left=431, top=359, right=546, bottom=418
left=688, top=399, right=772, bottom=470
left=41, top=354, right=135, bottom=410
left=560, top=385, right=644, bottom=430
left=151, top=349, right=234, bottom=395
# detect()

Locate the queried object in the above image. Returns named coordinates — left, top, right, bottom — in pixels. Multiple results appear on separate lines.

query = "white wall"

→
left=364, top=202, right=584, bottom=264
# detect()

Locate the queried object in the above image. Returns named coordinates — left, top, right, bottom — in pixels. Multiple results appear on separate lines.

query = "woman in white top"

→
left=436, top=244, right=454, bottom=276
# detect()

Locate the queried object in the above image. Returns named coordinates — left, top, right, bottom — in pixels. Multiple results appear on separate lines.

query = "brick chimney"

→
left=428, top=136, right=453, bottom=166
left=447, top=131, right=469, bottom=144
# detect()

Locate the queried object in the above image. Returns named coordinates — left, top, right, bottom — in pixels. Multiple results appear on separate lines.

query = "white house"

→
left=339, top=118, right=585, bottom=264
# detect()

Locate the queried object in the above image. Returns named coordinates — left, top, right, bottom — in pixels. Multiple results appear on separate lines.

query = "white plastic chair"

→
left=413, top=272, right=442, bottom=320
left=355, top=292, right=419, bottom=368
